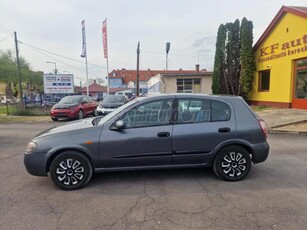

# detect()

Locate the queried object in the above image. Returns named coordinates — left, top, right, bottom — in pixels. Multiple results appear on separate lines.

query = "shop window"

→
left=177, top=79, right=201, bottom=93
left=295, top=58, right=307, bottom=99
left=258, top=70, right=270, bottom=91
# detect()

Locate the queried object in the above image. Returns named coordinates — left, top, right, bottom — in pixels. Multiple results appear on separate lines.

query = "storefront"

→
left=249, top=6, right=307, bottom=109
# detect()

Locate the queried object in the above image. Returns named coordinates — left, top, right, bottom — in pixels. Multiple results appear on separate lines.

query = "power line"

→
left=20, top=42, right=105, bottom=79
left=0, top=33, right=13, bottom=43
left=18, top=40, right=108, bottom=70
left=19, top=41, right=109, bottom=77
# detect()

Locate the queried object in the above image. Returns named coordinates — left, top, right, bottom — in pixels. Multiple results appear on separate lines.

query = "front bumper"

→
left=50, top=109, right=77, bottom=118
left=97, top=107, right=115, bottom=115
left=24, top=152, right=49, bottom=176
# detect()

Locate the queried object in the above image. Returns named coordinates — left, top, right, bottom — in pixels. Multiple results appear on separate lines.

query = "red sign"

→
left=102, top=19, right=108, bottom=58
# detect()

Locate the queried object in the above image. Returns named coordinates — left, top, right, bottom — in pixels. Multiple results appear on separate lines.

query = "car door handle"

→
left=157, top=132, right=170, bottom=137
left=218, top=127, right=231, bottom=133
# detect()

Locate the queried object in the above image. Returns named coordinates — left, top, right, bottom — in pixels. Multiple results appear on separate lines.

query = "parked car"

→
left=50, top=95, right=97, bottom=121
left=97, top=94, right=129, bottom=115
left=24, top=94, right=269, bottom=190
left=0, top=95, right=20, bottom=105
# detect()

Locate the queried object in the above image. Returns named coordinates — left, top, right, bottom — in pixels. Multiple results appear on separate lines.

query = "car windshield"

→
left=103, top=95, right=125, bottom=103
left=97, top=99, right=139, bottom=126
left=58, top=96, right=82, bottom=104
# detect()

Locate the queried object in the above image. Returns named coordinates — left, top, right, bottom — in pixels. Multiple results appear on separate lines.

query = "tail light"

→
left=258, top=119, right=268, bottom=139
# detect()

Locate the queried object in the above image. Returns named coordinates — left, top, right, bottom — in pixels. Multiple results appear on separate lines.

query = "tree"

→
left=223, top=20, right=241, bottom=95
left=0, top=49, right=42, bottom=97
left=212, top=18, right=255, bottom=99
left=212, top=24, right=226, bottom=94
left=239, top=18, right=256, bottom=99
left=0, top=50, right=18, bottom=97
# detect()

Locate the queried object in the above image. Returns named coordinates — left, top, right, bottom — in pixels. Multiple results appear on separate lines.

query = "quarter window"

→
left=259, top=70, right=270, bottom=91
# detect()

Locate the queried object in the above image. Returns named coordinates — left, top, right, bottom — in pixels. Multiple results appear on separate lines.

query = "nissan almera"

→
left=24, top=94, right=269, bottom=190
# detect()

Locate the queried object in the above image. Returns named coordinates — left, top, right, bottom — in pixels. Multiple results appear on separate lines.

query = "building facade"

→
left=249, top=6, right=307, bottom=109
left=109, top=65, right=212, bottom=96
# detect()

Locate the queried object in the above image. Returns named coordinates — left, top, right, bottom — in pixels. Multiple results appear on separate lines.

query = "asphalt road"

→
left=0, top=123, right=307, bottom=230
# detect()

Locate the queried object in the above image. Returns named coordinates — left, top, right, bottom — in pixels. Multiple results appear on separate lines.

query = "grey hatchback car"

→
left=24, top=94, right=269, bottom=190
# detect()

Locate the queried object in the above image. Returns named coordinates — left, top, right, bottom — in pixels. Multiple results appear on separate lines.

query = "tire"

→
left=51, top=117, right=58, bottom=121
left=50, top=151, right=93, bottom=190
left=77, top=110, right=84, bottom=120
left=93, top=108, right=97, bottom=117
left=213, top=145, right=251, bottom=181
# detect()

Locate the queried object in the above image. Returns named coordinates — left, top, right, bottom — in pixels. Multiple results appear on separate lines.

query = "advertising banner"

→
left=43, top=74, right=75, bottom=94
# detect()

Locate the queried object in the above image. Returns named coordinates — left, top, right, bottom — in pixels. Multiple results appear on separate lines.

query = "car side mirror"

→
left=111, top=120, right=125, bottom=130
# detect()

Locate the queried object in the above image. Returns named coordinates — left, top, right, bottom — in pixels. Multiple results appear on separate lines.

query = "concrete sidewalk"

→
left=256, top=108, right=307, bottom=134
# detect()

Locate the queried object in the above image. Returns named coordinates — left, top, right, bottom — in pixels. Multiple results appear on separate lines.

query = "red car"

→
left=50, top=95, right=97, bottom=121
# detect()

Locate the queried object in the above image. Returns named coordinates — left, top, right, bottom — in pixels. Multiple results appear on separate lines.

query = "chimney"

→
left=195, top=64, right=200, bottom=73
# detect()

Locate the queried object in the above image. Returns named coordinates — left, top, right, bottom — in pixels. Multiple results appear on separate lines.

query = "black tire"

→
left=49, top=151, right=93, bottom=190
left=213, top=145, right=251, bottom=181
left=51, top=117, right=58, bottom=121
left=77, top=110, right=84, bottom=119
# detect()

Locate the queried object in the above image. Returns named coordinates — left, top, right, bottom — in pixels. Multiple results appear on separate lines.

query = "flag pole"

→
left=102, top=18, right=109, bottom=95
left=81, top=20, right=89, bottom=96
left=85, top=52, right=89, bottom=97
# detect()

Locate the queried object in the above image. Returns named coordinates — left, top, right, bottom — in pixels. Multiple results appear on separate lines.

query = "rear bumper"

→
left=252, top=142, right=270, bottom=164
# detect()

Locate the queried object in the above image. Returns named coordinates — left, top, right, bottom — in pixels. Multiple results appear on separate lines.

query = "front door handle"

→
left=218, top=127, right=231, bottom=133
left=157, top=132, right=170, bottom=137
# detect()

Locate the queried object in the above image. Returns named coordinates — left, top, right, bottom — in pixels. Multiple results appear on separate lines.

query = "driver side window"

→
left=122, top=99, right=173, bottom=128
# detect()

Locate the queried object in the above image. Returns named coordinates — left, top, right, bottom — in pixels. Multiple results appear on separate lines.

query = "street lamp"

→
left=46, top=61, right=57, bottom=74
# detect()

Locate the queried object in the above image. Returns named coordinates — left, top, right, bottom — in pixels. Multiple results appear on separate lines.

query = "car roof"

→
left=139, top=93, right=242, bottom=101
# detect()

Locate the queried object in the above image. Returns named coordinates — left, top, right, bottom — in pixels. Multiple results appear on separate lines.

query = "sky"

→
left=0, top=0, right=306, bottom=85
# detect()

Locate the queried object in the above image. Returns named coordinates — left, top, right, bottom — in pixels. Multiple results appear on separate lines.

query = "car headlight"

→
left=25, top=141, right=37, bottom=154
left=70, top=106, right=77, bottom=110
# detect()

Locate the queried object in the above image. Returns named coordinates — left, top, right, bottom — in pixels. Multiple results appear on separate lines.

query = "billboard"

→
left=43, top=74, right=74, bottom=94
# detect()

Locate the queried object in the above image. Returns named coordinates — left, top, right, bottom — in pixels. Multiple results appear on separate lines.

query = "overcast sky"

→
left=0, top=0, right=306, bottom=85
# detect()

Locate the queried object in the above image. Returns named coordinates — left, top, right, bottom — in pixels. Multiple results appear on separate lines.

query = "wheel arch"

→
left=46, top=146, right=94, bottom=174
left=212, top=140, right=255, bottom=163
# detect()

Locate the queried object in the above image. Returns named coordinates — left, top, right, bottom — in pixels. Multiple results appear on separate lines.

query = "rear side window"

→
left=176, top=98, right=230, bottom=123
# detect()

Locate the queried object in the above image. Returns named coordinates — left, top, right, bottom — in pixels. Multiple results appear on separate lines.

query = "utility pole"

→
left=166, top=42, right=171, bottom=70
left=136, top=41, right=140, bottom=97
left=14, top=31, right=23, bottom=107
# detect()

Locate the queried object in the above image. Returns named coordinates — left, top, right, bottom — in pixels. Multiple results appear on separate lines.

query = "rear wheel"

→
left=50, top=151, right=93, bottom=190
left=213, top=145, right=251, bottom=181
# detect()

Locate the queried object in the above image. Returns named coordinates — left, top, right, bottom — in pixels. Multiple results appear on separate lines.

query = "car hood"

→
left=53, top=103, right=79, bottom=109
left=34, top=118, right=95, bottom=139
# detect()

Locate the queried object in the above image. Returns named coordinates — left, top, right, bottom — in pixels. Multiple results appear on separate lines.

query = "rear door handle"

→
left=157, top=132, right=170, bottom=137
left=218, top=127, right=231, bottom=133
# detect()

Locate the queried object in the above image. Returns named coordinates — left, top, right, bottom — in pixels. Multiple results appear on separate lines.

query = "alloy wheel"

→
left=55, top=158, right=85, bottom=186
left=221, top=151, right=247, bottom=177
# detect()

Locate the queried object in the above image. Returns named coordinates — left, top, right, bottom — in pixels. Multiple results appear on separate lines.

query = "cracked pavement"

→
left=1, top=123, right=307, bottom=230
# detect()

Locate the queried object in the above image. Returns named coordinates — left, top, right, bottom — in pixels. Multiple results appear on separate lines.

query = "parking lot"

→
left=1, top=122, right=307, bottom=230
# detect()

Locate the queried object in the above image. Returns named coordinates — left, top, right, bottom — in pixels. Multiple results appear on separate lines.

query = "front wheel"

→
left=51, top=117, right=58, bottom=121
left=77, top=110, right=84, bottom=119
left=93, top=107, right=97, bottom=117
left=49, top=151, right=93, bottom=190
left=213, top=145, right=251, bottom=181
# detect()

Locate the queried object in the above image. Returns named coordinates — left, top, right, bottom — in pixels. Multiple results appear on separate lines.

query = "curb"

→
left=270, top=119, right=307, bottom=129
left=269, top=129, right=307, bottom=135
